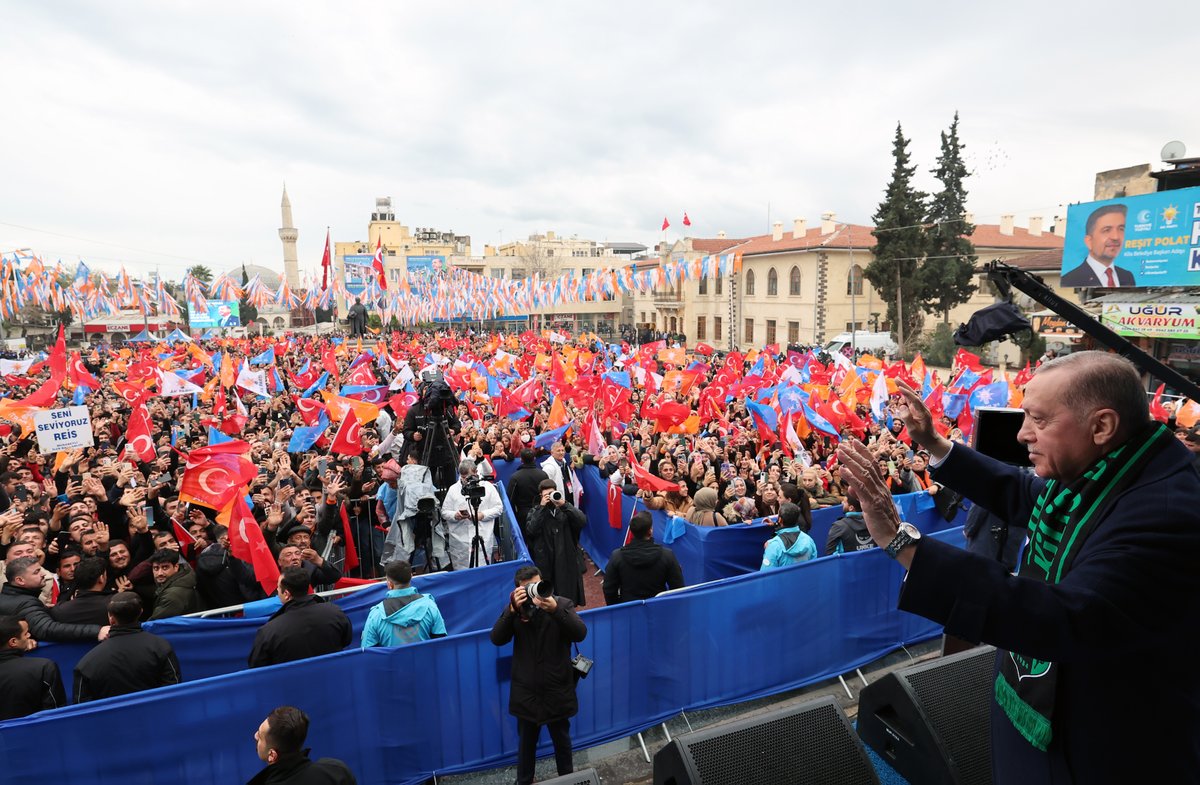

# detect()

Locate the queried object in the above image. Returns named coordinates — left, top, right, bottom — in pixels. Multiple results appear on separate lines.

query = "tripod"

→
left=417, top=414, right=456, bottom=497
left=465, top=491, right=490, bottom=569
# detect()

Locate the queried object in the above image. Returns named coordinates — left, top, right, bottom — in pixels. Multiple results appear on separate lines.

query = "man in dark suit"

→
left=838, top=352, right=1200, bottom=784
left=1061, top=204, right=1136, bottom=287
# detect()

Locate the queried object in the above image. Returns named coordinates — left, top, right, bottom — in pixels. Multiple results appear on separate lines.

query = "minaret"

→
left=279, top=185, right=300, bottom=289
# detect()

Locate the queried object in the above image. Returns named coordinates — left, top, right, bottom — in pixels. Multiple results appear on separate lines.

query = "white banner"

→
left=34, top=406, right=94, bottom=453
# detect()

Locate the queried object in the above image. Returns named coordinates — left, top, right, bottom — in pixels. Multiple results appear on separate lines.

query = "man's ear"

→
left=1091, top=408, right=1121, bottom=447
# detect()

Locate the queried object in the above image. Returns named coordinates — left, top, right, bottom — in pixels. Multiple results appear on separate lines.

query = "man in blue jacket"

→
left=361, top=560, right=446, bottom=647
left=761, top=503, right=817, bottom=569
left=837, top=351, right=1200, bottom=784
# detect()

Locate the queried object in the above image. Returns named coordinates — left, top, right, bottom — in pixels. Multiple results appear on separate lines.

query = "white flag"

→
left=870, top=370, right=890, bottom=420
left=158, top=371, right=204, bottom=398
left=236, top=366, right=269, bottom=398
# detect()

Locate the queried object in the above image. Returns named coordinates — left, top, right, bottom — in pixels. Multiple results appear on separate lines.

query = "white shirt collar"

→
left=1086, top=254, right=1117, bottom=286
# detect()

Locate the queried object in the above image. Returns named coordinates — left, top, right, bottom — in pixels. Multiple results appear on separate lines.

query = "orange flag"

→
left=1177, top=399, right=1200, bottom=429
left=547, top=396, right=569, bottom=429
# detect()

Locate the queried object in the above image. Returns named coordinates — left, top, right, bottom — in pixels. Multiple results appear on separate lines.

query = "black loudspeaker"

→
left=538, top=768, right=600, bottom=785
left=856, top=645, right=996, bottom=785
left=653, top=695, right=879, bottom=785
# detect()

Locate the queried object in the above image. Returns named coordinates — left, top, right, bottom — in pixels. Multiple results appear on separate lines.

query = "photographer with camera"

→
left=441, top=459, right=503, bottom=570
left=490, top=565, right=588, bottom=785
left=525, top=480, right=587, bottom=606
left=402, top=369, right=462, bottom=493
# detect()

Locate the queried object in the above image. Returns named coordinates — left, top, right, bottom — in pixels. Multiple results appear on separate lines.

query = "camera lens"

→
left=551, top=491, right=563, bottom=502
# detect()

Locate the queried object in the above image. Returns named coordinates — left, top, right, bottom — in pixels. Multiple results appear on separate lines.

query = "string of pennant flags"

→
left=0, top=248, right=744, bottom=326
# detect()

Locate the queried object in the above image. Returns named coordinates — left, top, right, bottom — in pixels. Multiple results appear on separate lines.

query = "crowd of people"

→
left=2, top=324, right=1198, bottom=781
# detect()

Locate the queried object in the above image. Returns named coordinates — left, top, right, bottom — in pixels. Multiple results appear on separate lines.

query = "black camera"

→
left=520, top=580, right=553, bottom=619
left=462, top=476, right=486, bottom=504
left=571, top=652, right=594, bottom=680
left=413, top=495, right=437, bottom=541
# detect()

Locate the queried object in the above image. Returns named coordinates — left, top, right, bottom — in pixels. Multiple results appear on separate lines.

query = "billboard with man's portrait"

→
left=188, top=300, right=241, bottom=329
left=1061, top=186, right=1200, bottom=288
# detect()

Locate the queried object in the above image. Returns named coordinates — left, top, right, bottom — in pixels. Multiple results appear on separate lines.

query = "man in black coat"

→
left=248, top=567, right=352, bottom=668
left=73, top=592, right=180, bottom=703
left=490, top=566, right=587, bottom=785
left=0, top=556, right=107, bottom=644
left=525, top=480, right=586, bottom=606
left=0, top=614, right=67, bottom=720
left=838, top=352, right=1200, bottom=784
left=602, top=511, right=684, bottom=604
left=196, top=525, right=267, bottom=609
left=50, top=556, right=112, bottom=626
left=506, top=449, right=549, bottom=540
left=248, top=706, right=357, bottom=785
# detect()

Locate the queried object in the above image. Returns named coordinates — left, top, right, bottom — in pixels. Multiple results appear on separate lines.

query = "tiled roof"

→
left=734, top=224, right=878, bottom=256
left=690, top=237, right=748, bottom=254
left=1003, top=250, right=1063, bottom=272
left=969, top=225, right=1064, bottom=250
left=725, top=222, right=1065, bottom=258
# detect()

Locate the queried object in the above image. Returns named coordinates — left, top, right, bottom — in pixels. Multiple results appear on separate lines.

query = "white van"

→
left=823, top=331, right=898, bottom=357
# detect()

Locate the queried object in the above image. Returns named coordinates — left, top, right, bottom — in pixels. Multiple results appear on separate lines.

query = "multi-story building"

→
left=488, top=231, right=643, bottom=332
left=633, top=213, right=1078, bottom=352
left=333, top=197, right=471, bottom=313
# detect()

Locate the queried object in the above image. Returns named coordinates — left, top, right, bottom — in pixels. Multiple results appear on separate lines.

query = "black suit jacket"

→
left=1061, top=260, right=1136, bottom=287
left=902, top=439, right=1200, bottom=784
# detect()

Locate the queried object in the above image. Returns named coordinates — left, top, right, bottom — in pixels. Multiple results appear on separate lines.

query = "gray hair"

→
left=458, top=458, right=477, bottom=477
left=1035, top=351, right=1149, bottom=438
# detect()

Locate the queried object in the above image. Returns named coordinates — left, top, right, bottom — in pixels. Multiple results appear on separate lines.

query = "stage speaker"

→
left=538, top=768, right=600, bottom=785
left=653, top=695, right=878, bottom=785
left=856, top=645, right=996, bottom=785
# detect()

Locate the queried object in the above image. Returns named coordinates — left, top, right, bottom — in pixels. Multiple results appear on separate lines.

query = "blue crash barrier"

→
left=572, top=463, right=961, bottom=581
left=0, top=527, right=965, bottom=785
left=36, top=481, right=534, bottom=682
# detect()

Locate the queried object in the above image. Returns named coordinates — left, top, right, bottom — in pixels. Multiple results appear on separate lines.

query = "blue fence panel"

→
left=37, top=482, right=534, bottom=683
left=0, top=525, right=966, bottom=785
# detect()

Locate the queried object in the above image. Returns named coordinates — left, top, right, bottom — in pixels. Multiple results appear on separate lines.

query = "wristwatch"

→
left=884, top=522, right=922, bottom=559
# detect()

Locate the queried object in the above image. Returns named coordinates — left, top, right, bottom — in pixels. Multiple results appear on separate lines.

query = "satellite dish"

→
left=1161, top=140, right=1187, bottom=162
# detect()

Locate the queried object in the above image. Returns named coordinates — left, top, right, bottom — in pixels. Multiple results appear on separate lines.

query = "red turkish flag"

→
left=68, top=352, right=101, bottom=390
left=294, top=396, right=326, bottom=426
left=322, top=348, right=339, bottom=376
left=372, top=236, right=388, bottom=292
left=661, top=217, right=670, bottom=231
left=222, top=495, right=280, bottom=596
left=17, top=375, right=64, bottom=408
left=338, top=503, right=360, bottom=572
left=1014, top=361, right=1034, bottom=387
left=346, top=363, right=376, bottom=387
left=180, top=452, right=257, bottom=510
left=113, top=381, right=152, bottom=408
left=47, top=324, right=68, bottom=380
left=126, top=405, right=157, bottom=463
left=625, top=444, right=681, bottom=493
left=682, top=212, right=691, bottom=227
left=607, top=481, right=624, bottom=529
left=330, top=413, right=363, bottom=456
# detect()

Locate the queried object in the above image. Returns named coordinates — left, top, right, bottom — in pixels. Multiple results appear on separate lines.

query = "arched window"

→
left=767, top=268, right=778, bottom=296
left=745, top=268, right=756, bottom=296
left=847, top=264, right=864, bottom=296
left=789, top=266, right=801, bottom=296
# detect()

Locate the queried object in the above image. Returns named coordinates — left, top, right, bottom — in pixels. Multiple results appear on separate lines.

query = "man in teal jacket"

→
left=361, top=561, right=447, bottom=647
left=760, top=503, right=818, bottom=570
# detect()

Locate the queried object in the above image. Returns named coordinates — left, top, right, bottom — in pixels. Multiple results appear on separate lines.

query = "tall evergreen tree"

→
left=866, top=123, right=928, bottom=355
left=239, top=263, right=258, bottom=326
left=920, top=112, right=977, bottom=322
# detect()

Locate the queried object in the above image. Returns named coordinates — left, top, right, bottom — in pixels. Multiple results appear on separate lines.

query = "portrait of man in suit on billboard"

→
left=1061, top=203, right=1137, bottom=288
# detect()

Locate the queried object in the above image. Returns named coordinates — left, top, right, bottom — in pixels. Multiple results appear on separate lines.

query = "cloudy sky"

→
left=0, top=1, right=1191, bottom=283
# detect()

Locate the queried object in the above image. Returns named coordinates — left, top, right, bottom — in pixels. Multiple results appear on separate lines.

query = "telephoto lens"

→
left=520, top=580, right=554, bottom=619
left=551, top=490, right=563, bottom=502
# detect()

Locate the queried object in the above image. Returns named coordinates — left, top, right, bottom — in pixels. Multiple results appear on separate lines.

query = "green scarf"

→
left=994, top=421, right=1171, bottom=751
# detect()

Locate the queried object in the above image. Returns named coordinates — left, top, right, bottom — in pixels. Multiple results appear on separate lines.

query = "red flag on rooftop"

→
left=321, top=228, right=332, bottom=290
left=372, top=237, right=388, bottom=292
left=682, top=212, right=691, bottom=227
left=661, top=217, right=670, bottom=231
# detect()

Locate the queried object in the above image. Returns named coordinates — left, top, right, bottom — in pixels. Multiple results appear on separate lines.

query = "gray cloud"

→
left=0, top=0, right=1192, bottom=282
